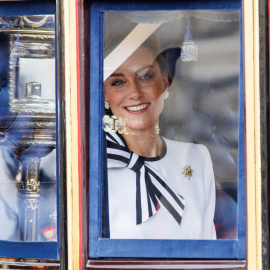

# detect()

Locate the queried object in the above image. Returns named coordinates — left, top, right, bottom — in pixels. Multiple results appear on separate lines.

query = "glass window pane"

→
left=0, top=15, right=57, bottom=243
left=102, top=10, right=239, bottom=240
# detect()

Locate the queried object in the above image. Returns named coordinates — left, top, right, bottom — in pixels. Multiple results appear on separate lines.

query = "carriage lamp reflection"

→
left=0, top=81, right=56, bottom=241
left=21, top=157, right=41, bottom=241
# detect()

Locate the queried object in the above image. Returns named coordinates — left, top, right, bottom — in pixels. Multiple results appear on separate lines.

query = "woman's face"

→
left=104, top=46, right=169, bottom=132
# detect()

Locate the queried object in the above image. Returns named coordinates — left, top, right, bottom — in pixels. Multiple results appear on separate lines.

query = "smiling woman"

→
left=102, top=30, right=216, bottom=240
left=104, top=45, right=168, bottom=156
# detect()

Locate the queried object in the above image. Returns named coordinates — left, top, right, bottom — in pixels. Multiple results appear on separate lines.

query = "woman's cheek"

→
left=110, top=93, right=122, bottom=106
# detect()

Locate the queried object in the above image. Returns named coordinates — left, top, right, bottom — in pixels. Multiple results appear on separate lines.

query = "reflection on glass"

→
left=103, top=10, right=239, bottom=240
left=0, top=15, right=57, bottom=242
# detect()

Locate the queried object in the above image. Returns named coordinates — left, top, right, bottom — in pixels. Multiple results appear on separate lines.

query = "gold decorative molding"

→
left=7, top=28, right=55, bottom=113
left=61, top=0, right=80, bottom=268
left=23, top=16, right=50, bottom=28
left=61, top=1, right=264, bottom=269
left=1, top=121, right=55, bottom=128
left=16, top=141, right=56, bottom=146
left=0, top=15, right=54, bottom=31
left=244, top=0, right=263, bottom=269
left=9, top=109, right=56, bottom=114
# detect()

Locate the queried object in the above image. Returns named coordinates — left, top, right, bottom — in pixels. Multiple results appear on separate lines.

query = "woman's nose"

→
left=127, top=80, right=143, bottom=99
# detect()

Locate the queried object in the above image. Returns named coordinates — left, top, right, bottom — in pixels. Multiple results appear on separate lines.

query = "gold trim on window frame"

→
left=244, top=1, right=263, bottom=269
left=64, top=0, right=264, bottom=269
left=62, top=0, right=80, bottom=269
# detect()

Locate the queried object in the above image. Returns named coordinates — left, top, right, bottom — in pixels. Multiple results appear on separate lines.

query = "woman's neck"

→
left=122, top=128, right=163, bottom=157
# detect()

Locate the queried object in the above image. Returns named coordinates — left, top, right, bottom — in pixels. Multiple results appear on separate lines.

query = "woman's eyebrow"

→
left=110, top=73, right=124, bottom=77
left=136, top=65, right=154, bottom=75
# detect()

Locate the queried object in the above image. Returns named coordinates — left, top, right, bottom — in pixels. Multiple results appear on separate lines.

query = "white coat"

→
left=107, top=138, right=216, bottom=239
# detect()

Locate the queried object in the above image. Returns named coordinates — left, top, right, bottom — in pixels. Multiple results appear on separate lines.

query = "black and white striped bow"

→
left=106, top=129, right=185, bottom=225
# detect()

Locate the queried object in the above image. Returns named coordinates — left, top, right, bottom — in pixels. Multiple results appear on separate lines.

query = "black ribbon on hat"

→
left=106, top=128, right=185, bottom=225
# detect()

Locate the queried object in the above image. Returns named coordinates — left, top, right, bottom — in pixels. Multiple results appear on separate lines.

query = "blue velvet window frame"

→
left=89, top=0, right=245, bottom=259
left=0, top=0, right=58, bottom=260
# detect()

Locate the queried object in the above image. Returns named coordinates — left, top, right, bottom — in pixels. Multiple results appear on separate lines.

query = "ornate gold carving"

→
left=7, top=19, right=55, bottom=113
left=1, top=121, right=55, bottom=128
left=23, top=16, right=50, bottom=28
left=26, top=178, right=40, bottom=192
left=9, top=38, right=54, bottom=55
left=0, top=17, right=19, bottom=28
left=0, top=15, right=54, bottom=30
left=17, top=141, right=56, bottom=146
left=9, top=109, right=55, bottom=114
left=9, top=34, right=54, bottom=41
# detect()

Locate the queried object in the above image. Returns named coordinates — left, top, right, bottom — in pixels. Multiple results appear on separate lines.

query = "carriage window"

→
left=89, top=1, right=245, bottom=260
left=0, top=14, right=57, bottom=258
left=102, top=10, right=240, bottom=241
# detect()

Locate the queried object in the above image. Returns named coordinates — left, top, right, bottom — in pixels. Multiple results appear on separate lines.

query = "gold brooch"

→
left=182, top=165, right=193, bottom=180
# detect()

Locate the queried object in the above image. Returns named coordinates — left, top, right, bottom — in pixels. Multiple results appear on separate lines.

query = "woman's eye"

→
left=140, top=72, right=154, bottom=81
left=111, top=80, right=124, bottom=86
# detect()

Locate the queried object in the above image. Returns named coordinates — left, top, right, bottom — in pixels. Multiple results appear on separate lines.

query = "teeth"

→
left=126, top=104, right=149, bottom=112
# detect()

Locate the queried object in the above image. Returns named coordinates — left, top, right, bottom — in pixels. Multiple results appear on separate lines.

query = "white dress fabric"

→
left=108, top=138, right=216, bottom=240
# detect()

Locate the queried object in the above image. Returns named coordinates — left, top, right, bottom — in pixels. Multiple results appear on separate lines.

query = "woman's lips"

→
left=124, top=103, right=150, bottom=114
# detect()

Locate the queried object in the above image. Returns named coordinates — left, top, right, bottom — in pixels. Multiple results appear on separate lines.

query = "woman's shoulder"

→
left=163, top=137, right=210, bottom=156
left=162, top=138, right=213, bottom=177
left=162, top=138, right=214, bottom=184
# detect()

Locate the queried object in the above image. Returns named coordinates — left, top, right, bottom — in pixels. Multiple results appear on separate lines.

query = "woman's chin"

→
left=127, top=123, right=156, bottom=134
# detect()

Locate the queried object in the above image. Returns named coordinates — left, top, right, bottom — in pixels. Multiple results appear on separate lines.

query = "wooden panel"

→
left=78, top=0, right=90, bottom=269
left=0, top=258, right=60, bottom=269
left=86, top=259, right=246, bottom=270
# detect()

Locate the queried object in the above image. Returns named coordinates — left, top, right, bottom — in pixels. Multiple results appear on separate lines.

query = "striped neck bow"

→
left=106, top=129, right=185, bottom=225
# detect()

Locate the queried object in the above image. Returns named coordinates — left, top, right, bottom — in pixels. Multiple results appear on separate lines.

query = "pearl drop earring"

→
left=105, top=101, right=110, bottom=110
left=163, top=90, right=169, bottom=100
left=155, top=124, right=160, bottom=135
